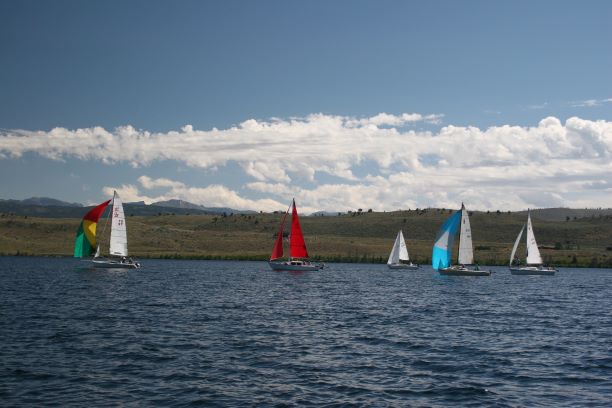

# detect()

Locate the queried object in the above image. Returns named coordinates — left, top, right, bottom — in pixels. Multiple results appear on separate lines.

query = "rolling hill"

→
left=1, top=206, right=611, bottom=267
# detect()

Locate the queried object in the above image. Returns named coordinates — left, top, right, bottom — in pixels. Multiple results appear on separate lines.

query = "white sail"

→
left=94, top=245, right=101, bottom=258
left=509, top=224, right=525, bottom=266
left=109, top=191, right=128, bottom=257
left=387, top=230, right=410, bottom=265
left=387, top=231, right=401, bottom=264
left=525, top=211, right=542, bottom=265
left=457, top=205, right=474, bottom=265
left=398, top=231, right=409, bottom=262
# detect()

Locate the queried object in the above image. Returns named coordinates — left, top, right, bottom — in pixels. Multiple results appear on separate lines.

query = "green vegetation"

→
left=1, top=209, right=611, bottom=267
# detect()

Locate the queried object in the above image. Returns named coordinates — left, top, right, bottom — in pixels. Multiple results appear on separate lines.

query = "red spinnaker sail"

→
left=270, top=207, right=289, bottom=260
left=84, top=199, right=112, bottom=222
left=289, top=199, right=309, bottom=258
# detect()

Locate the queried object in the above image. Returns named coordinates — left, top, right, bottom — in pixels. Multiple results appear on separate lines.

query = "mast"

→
left=457, top=203, right=474, bottom=265
left=109, top=191, right=128, bottom=257
left=95, top=197, right=113, bottom=257
left=73, top=199, right=111, bottom=258
left=289, top=199, right=309, bottom=259
left=525, top=210, right=543, bottom=265
left=387, top=231, right=402, bottom=264
left=431, top=209, right=461, bottom=269
left=398, top=230, right=409, bottom=262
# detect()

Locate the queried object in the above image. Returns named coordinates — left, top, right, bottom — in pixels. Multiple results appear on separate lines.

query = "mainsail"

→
left=525, top=211, right=543, bottom=265
left=109, top=191, right=128, bottom=257
left=289, top=199, right=309, bottom=258
left=432, top=210, right=461, bottom=269
left=457, top=204, right=474, bottom=265
left=509, top=224, right=525, bottom=265
left=73, top=199, right=111, bottom=257
left=388, top=230, right=409, bottom=264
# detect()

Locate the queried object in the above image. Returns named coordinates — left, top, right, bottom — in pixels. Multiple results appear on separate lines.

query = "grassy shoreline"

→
left=1, top=210, right=611, bottom=268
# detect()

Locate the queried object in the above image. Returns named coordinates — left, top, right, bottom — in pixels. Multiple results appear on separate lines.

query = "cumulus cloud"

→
left=102, top=183, right=155, bottom=204
left=103, top=177, right=286, bottom=212
left=0, top=112, right=445, bottom=178
left=138, top=175, right=186, bottom=190
left=345, top=112, right=444, bottom=127
left=2, top=113, right=612, bottom=211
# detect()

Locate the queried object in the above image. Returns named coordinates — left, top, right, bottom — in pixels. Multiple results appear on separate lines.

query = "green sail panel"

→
left=74, top=222, right=95, bottom=257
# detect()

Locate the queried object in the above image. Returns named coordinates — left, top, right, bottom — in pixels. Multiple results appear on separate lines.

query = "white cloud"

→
left=527, top=102, right=548, bottom=110
left=104, top=177, right=286, bottom=212
left=138, top=175, right=186, bottom=190
left=245, top=181, right=293, bottom=196
left=2, top=113, right=612, bottom=211
left=570, top=98, right=612, bottom=108
left=346, top=112, right=444, bottom=127
left=103, top=184, right=155, bottom=204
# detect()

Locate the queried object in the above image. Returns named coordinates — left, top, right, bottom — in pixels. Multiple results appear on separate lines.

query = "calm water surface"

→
left=1, top=257, right=611, bottom=406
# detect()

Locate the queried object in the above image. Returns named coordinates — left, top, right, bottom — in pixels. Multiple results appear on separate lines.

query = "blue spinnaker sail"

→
left=432, top=210, right=461, bottom=269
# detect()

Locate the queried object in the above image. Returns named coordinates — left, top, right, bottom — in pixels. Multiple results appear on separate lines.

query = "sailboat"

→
left=269, top=199, right=323, bottom=271
left=387, top=230, right=419, bottom=269
left=432, top=203, right=491, bottom=276
left=74, top=191, right=140, bottom=269
left=509, top=210, right=556, bottom=275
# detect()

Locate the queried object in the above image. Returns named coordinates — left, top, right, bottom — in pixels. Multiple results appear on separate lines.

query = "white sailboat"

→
left=509, top=210, right=556, bottom=275
left=432, top=203, right=491, bottom=276
left=92, top=191, right=140, bottom=269
left=387, top=230, right=419, bottom=269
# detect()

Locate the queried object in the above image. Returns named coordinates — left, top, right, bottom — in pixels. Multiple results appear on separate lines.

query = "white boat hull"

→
left=92, top=258, right=141, bottom=269
left=387, top=263, right=419, bottom=270
left=439, top=265, right=491, bottom=276
left=268, top=261, right=322, bottom=271
left=510, top=266, right=556, bottom=275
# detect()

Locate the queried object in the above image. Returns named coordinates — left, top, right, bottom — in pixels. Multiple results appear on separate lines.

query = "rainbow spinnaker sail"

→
left=73, top=199, right=111, bottom=258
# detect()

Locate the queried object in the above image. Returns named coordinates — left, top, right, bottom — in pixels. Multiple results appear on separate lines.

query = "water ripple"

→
left=1, top=258, right=611, bottom=406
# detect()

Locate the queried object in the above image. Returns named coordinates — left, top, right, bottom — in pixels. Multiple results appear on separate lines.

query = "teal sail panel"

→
left=431, top=210, right=461, bottom=269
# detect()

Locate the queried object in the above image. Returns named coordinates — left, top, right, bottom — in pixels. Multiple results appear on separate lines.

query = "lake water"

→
left=1, top=257, right=611, bottom=406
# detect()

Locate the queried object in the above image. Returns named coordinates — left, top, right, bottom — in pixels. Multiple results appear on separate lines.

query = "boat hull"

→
left=387, top=263, right=419, bottom=270
left=268, top=261, right=322, bottom=271
left=92, top=258, right=141, bottom=269
left=510, top=267, right=556, bottom=275
left=439, top=266, right=491, bottom=276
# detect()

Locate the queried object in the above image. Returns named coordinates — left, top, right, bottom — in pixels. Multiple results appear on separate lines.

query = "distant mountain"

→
left=122, top=203, right=211, bottom=217
left=153, top=199, right=206, bottom=210
left=2, top=197, right=83, bottom=207
left=1, top=195, right=610, bottom=220
left=0, top=196, right=255, bottom=218
left=0, top=201, right=211, bottom=218
left=153, top=199, right=257, bottom=215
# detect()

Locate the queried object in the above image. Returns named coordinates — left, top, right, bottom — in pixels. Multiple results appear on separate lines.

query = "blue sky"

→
left=1, top=0, right=611, bottom=212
